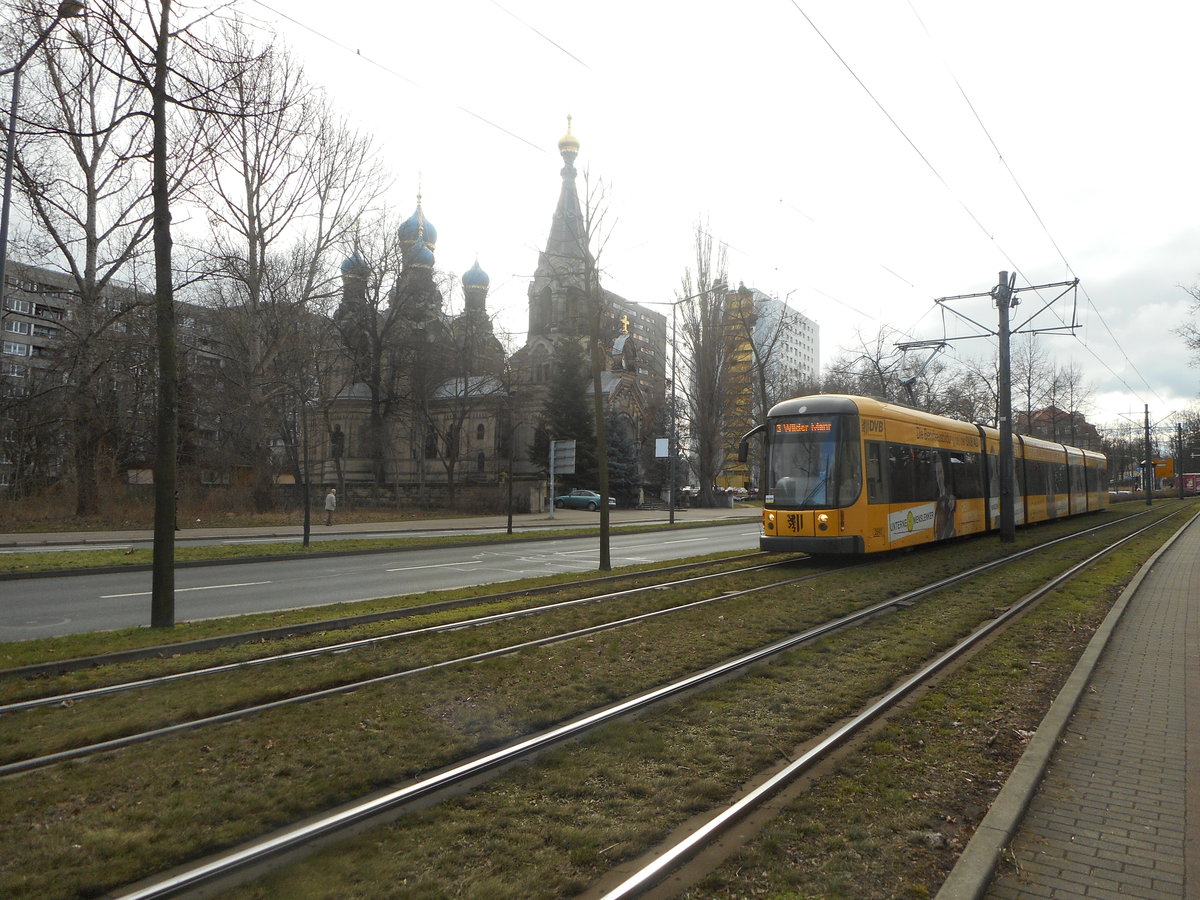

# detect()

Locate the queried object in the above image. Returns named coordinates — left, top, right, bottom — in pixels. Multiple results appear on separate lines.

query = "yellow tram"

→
left=742, top=395, right=1108, bottom=554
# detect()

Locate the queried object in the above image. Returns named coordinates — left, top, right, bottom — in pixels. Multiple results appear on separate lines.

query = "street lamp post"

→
left=0, top=2, right=86, bottom=302
left=645, top=281, right=727, bottom=525
left=668, top=301, right=678, bottom=524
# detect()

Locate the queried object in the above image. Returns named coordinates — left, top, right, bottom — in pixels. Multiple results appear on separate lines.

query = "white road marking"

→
left=386, top=562, right=481, bottom=572
left=100, top=581, right=270, bottom=599
left=0, top=545, right=133, bottom=554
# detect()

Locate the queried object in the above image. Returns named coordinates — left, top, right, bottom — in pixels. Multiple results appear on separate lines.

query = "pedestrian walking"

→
left=324, top=488, right=337, bottom=526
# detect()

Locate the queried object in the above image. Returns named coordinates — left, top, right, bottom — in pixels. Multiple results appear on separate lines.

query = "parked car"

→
left=554, top=489, right=616, bottom=510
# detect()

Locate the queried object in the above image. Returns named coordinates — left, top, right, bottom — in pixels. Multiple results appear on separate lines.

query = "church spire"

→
left=528, top=117, right=594, bottom=337
left=545, top=116, right=586, bottom=276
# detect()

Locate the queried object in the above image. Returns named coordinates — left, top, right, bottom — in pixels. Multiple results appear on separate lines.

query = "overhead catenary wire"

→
left=784, top=0, right=1020, bottom=273
left=903, top=2, right=1163, bottom=408
left=207, top=1, right=1174, bottom=417
left=241, top=0, right=546, bottom=153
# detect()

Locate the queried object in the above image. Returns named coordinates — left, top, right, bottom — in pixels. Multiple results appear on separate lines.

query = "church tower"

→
left=527, top=116, right=592, bottom=337
left=392, top=194, right=442, bottom=326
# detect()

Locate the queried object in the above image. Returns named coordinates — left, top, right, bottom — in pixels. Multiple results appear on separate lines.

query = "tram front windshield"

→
left=767, top=414, right=861, bottom=509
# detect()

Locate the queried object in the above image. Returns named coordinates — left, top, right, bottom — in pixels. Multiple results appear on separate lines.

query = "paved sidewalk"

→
left=938, top=511, right=1200, bottom=899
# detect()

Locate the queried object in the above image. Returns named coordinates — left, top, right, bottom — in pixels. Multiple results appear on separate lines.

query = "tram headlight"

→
left=766, top=512, right=776, bottom=532
left=816, top=513, right=830, bottom=531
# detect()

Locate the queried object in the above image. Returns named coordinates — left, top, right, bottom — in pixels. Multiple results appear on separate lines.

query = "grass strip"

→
left=0, top=510, right=1178, bottom=898
left=221, top=519, right=1174, bottom=899
left=682, top=535, right=1153, bottom=898
left=0, top=522, right=695, bottom=577
left=0, top=549, right=748, bottom=676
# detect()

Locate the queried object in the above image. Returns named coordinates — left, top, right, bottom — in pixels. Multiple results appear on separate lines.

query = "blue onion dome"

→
left=397, top=196, right=437, bottom=251
left=405, top=238, right=436, bottom=270
left=558, top=114, right=579, bottom=163
left=340, top=249, right=369, bottom=278
left=462, top=258, right=489, bottom=289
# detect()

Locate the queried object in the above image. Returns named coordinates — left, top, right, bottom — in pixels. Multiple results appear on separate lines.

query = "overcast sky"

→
left=231, top=0, right=1200, bottom=431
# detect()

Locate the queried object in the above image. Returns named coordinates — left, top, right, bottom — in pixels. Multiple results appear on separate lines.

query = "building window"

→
left=475, top=423, right=486, bottom=441
left=4, top=320, right=30, bottom=335
left=3, top=341, right=31, bottom=357
left=476, top=451, right=485, bottom=473
left=4, top=297, right=31, bottom=314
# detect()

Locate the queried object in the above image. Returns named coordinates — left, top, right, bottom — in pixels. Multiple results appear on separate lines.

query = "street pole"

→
left=932, top=272, right=1078, bottom=547
left=668, top=302, right=677, bottom=525
left=645, top=282, right=726, bottom=525
left=1143, top=404, right=1152, bottom=506
left=548, top=439, right=556, bottom=520
left=301, top=399, right=311, bottom=547
left=1178, top=423, right=1184, bottom=501
left=506, top=404, right=514, bottom=534
left=994, top=271, right=1017, bottom=543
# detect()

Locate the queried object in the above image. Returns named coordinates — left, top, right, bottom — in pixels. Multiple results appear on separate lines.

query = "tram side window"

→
left=1052, top=463, right=1068, bottom=494
left=866, top=441, right=885, bottom=503
left=885, top=443, right=941, bottom=504
left=913, top=449, right=940, bottom=501
left=1069, top=464, right=1086, bottom=494
left=1024, top=460, right=1042, bottom=496
left=949, top=451, right=984, bottom=499
left=887, top=444, right=916, bottom=503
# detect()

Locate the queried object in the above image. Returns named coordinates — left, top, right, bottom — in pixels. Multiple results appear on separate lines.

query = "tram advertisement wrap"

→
left=888, top=503, right=935, bottom=540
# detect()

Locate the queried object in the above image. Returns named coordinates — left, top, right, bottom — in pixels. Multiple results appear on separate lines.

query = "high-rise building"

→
left=717, top=286, right=820, bottom=491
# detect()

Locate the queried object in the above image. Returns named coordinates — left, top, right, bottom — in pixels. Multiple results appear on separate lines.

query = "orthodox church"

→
left=317, top=120, right=667, bottom=509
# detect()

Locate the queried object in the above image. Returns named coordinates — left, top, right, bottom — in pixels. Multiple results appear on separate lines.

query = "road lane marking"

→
left=100, top=581, right=270, bottom=599
left=0, top=545, right=133, bottom=554
left=386, top=562, right=482, bottom=572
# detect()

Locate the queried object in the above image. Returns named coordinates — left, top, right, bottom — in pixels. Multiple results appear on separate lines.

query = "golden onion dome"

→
left=558, top=114, right=580, bottom=157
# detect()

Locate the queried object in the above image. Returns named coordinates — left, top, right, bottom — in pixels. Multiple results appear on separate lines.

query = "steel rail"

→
left=1, top=558, right=793, bottom=714
left=597, top=510, right=1189, bottom=899
left=109, top=508, right=1181, bottom=899
left=0, top=565, right=825, bottom=776
left=0, top=549, right=769, bottom=681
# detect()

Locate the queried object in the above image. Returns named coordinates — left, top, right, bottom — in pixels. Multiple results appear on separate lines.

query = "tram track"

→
left=0, top=553, right=769, bottom=682
left=594, top=506, right=1192, bottom=898
left=0, top=508, right=1157, bottom=779
left=0, top=558, right=798, bottom=714
left=55, top=506, right=1183, bottom=900
left=0, top=561, right=833, bottom=776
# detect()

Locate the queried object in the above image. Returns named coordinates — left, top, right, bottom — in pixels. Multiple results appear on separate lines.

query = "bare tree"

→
left=941, top=352, right=1000, bottom=425
left=676, top=222, right=730, bottom=508
left=579, top=170, right=614, bottom=568
left=414, top=282, right=507, bottom=503
left=1044, top=360, right=1093, bottom=445
left=330, top=215, right=407, bottom=491
left=197, top=20, right=386, bottom=507
left=1009, top=334, right=1055, bottom=431
left=74, top=0, right=268, bottom=626
left=1175, top=280, right=1200, bottom=372
left=8, top=1, right=156, bottom=515
left=821, top=326, right=906, bottom=403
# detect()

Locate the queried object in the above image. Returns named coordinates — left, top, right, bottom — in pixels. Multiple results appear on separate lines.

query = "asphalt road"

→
left=0, top=509, right=763, bottom=641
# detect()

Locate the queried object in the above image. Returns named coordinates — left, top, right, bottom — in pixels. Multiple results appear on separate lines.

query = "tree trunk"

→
left=150, top=0, right=177, bottom=628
